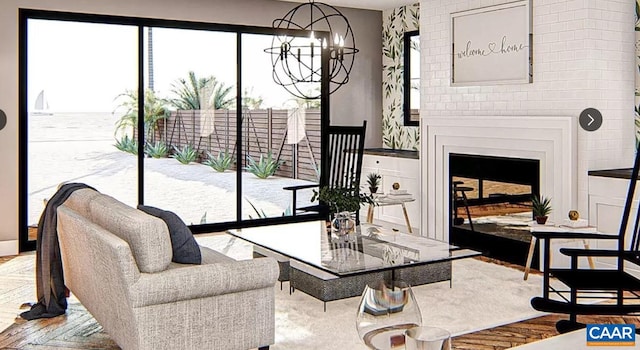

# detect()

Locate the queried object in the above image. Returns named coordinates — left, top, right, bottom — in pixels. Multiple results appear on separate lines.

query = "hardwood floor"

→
left=0, top=253, right=638, bottom=349
left=452, top=314, right=640, bottom=349
left=1, top=301, right=119, bottom=350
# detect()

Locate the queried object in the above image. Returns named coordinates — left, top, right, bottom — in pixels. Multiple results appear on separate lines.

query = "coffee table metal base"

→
left=291, top=261, right=451, bottom=298
left=284, top=256, right=452, bottom=310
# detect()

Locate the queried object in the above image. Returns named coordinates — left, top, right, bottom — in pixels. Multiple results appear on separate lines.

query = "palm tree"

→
left=242, top=87, right=264, bottom=110
left=170, top=71, right=234, bottom=110
left=114, top=89, right=169, bottom=142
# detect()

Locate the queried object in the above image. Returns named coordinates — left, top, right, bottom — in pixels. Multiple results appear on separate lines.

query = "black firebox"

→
left=449, top=153, right=541, bottom=267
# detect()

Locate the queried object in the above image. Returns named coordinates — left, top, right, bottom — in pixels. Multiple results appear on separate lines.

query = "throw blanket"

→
left=20, top=183, right=95, bottom=320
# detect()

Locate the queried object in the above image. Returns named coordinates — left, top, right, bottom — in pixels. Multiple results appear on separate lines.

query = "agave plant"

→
left=203, top=151, right=234, bottom=172
left=245, top=152, right=283, bottom=179
left=531, top=195, right=552, bottom=224
left=172, top=145, right=198, bottom=164
left=114, top=135, right=138, bottom=155
left=531, top=195, right=552, bottom=218
left=145, top=141, right=169, bottom=158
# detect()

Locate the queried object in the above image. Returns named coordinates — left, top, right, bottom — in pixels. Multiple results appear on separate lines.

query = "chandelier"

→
left=266, top=0, right=358, bottom=99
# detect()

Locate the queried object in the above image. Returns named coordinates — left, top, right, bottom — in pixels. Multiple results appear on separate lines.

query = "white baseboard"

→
left=0, top=240, right=18, bottom=256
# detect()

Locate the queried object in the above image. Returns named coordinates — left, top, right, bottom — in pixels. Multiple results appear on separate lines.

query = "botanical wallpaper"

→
left=635, top=0, right=640, bottom=143
left=382, top=3, right=420, bottom=150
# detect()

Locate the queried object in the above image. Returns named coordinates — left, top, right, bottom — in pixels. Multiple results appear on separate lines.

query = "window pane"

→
left=141, top=27, right=237, bottom=225
left=240, top=33, right=321, bottom=220
left=409, top=34, right=420, bottom=122
left=27, top=19, right=138, bottom=234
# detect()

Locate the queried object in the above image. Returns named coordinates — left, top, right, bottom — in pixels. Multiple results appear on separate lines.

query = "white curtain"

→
left=199, top=109, right=215, bottom=137
left=199, top=84, right=215, bottom=137
left=287, top=107, right=306, bottom=144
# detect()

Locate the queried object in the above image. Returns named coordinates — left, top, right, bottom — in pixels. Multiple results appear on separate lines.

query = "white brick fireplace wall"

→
left=419, top=0, right=635, bottom=240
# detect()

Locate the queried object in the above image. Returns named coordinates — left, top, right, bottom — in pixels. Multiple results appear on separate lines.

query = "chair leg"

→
left=401, top=203, right=413, bottom=233
left=582, top=239, right=596, bottom=269
left=556, top=319, right=585, bottom=334
left=460, top=191, right=474, bottom=231
left=292, top=191, right=297, bottom=216
left=523, top=236, right=537, bottom=280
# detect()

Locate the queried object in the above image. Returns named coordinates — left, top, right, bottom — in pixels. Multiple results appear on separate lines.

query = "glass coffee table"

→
left=228, top=221, right=480, bottom=309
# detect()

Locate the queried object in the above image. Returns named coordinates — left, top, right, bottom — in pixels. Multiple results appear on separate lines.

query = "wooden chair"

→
left=284, top=121, right=366, bottom=222
left=530, top=147, right=640, bottom=333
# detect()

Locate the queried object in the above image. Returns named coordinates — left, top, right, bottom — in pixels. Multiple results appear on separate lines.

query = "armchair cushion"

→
left=138, top=205, right=201, bottom=265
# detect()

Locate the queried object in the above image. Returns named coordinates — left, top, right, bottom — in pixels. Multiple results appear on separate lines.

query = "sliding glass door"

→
left=21, top=10, right=328, bottom=250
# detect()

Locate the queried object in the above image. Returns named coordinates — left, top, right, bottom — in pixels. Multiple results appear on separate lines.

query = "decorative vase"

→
left=331, top=211, right=356, bottom=238
left=356, top=280, right=422, bottom=349
left=535, top=216, right=548, bottom=225
left=369, top=186, right=378, bottom=194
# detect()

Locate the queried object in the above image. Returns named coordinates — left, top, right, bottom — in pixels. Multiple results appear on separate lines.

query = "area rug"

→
left=197, top=234, right=546, bottom=349
left=267, top=258, right=545, bottom=349
left=0, top=238, right=546, bottom=349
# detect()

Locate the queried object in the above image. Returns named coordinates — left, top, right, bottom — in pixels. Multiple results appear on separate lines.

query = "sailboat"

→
left=32, top=90, right=53, bottom=115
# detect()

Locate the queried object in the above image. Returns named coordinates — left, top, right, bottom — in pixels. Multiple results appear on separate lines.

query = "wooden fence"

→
left=149, top=108, right=321, bottom=182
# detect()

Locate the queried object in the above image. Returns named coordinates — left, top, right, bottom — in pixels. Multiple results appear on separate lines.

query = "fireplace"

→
left=449, top=153, right=541, bottom=265
left=421, top=115, right=577, bottom=243
left=450, top=153, right=540, bottom=219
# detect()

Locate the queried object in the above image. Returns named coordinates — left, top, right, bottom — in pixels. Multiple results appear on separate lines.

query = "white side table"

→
left=366, top=194, right=415, bottom=233
left=523, top=222, right=596, bottom=280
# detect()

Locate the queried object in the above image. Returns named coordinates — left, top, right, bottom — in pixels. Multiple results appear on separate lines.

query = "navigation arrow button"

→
left=579, top=108, right=602, bottom=132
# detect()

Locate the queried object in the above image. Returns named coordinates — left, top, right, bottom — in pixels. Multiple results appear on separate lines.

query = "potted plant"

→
left=366, top=172, right=382, bottom=194
left=532, top=195, right=552, bottom=225
left=311, top=186, right=375, bottom=219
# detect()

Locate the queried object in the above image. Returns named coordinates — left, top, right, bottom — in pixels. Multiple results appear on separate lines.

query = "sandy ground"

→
left=27, top=112, right=315, bottom=225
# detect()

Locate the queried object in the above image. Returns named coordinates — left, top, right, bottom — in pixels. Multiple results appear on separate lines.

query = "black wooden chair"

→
left=283, top=121, right=366, bottom=222
left=530, top=146, right=640, bottom=333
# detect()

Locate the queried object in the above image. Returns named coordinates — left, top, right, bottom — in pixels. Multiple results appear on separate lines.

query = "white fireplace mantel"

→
left=420, top=116, right=577, bottom=242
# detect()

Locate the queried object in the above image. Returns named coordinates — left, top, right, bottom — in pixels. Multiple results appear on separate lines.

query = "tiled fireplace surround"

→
left=421, top=116, right=577, bottom=242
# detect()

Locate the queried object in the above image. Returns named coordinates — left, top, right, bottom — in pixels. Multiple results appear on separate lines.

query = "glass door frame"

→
left=18, top=9, right=329, bottom=251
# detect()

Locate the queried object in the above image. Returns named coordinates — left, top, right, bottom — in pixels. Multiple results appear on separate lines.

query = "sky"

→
left=27, top=19, right=302, bottom=113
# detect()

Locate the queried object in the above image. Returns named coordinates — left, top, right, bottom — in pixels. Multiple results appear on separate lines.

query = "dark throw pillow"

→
left=137, top=205, right=202, bottom=265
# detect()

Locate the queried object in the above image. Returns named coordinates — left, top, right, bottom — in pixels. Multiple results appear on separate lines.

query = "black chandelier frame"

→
left=265, top=1, right=358, bottom=99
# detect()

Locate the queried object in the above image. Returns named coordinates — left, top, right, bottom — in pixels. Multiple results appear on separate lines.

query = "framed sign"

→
left=451, top=0, right=532, bottom=86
